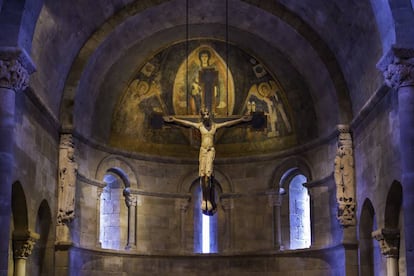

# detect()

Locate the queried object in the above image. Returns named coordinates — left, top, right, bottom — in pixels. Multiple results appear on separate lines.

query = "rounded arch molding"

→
left=58, top=0, right=353, bottom=131
left=12, top=182, right=29, bottom=232
left=269, top=156, right=312, bottom=190
left=178, top=168, right=233, bottom=194
left=95, top=155, right=139, bottom=189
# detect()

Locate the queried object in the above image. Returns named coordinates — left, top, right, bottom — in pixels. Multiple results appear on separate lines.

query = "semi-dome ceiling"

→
left=27, top=0, right=388, bottom=158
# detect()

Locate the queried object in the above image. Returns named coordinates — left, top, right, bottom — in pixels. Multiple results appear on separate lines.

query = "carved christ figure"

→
left=164, top=109, right=251, bottom=214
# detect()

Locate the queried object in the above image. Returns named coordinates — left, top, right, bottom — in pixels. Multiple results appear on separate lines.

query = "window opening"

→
left=289, top=174, right=311, bottom=249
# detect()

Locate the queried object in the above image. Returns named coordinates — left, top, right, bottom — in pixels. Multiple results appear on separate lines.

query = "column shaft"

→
left=0, top=87, right=15, bottom=273
left=398, top=86, right=414, bottom=273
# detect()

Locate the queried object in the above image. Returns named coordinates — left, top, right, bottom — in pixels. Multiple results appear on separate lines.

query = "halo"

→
left=258, top=82, right=271, bottom=97
left=136, top=81, right=150, bottom=96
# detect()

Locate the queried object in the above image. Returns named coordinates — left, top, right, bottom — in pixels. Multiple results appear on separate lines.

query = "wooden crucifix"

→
left=164, top=109, right=252, bottom=216
left=152, top=66, right=266, bottom=216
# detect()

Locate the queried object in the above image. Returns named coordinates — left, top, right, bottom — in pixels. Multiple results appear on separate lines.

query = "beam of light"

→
left=202, top=214, right=210, bottom=253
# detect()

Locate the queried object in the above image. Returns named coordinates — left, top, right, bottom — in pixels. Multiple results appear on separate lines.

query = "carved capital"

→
left=221, top=198, right=234, bottom=210
left=384, top=58, right=414, bottom=88
left=176, top=198, right=190, bottom=211
left=0, top=47, right=35, bottom=92
left=0, top=59, right=29, bottom=91
left=372, top=228, right=400, bottom=258
left=378, top=47, right=414, bottom=89
left=13, top=230, right=40, bottom=259
left=268, top=194, right=282, bottom=207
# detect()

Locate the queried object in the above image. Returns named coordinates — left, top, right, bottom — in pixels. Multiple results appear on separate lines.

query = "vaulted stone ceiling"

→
left=28, top=0, right=387, bottom=157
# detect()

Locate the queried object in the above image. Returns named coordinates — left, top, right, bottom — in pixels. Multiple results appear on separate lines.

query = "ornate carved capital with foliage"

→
left=13, top=230, right=40, bottom=259
left=0, top=59, right=29, bottom=91
left=377, top=47, right=414, bottom=89
left=372, top=228, right=400, bottom=258
left=383, top=57, right=414, bottom=89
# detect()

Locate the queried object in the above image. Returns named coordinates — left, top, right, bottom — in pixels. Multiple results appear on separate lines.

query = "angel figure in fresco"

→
left=113, top=76, right=165, bottom=137
left=164, top=108, right=251, bottom=215
left=249, top=81, right=291, bottom=137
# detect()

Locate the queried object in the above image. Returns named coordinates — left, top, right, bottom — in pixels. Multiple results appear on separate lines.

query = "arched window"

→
left=192, top=179, right=218, bottom=253
left=99, top=171, right=129, bottom=250
left=288, top=174, right=311, bottom=249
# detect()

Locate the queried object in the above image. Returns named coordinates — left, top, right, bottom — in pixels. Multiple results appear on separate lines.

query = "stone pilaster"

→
left=267, top=189, right=283, bottom=250
left=372, top=228, right=400, bottom=276
left=378, top=47, right=414, bottom=273
left=0, top=48, right=34, bottom=273
left=221, top=197, right=234, bottom=251
left=176, top=198, right=190, bottom=252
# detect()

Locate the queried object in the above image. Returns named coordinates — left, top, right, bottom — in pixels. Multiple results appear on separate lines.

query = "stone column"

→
left=96, top=187, right=103, bottom=248
left=378, top=49, right=414, bottom=273
left=177, top=198, right=189, bottom=252
left=0, top=50, right=33, bottom=273
left=13, top=230, right=40, bottom=276
left=372, top=228, right=400, bottom=276
left=221, top=197, right=234, bottom=252
left=56, top=134, right=78, bottom=245
left=124, top=188, right=137, bottom=250
left=267, top=190, right=283, bottom=250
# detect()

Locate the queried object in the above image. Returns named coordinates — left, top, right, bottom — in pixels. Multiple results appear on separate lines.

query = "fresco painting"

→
left=173, top=46, right=235, bottom=116
left=109, top=41, right=296, bottom=156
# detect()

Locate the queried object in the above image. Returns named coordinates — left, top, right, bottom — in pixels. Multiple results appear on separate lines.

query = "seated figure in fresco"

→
left=164, top=108, right=251, bottom=215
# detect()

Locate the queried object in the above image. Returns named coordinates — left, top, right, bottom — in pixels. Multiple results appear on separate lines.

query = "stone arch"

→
left=368, top=0, right=396, bottom=52
left=60, top=0, right=352, bottom=135
left=31, top=199, right=53, bottom=276
left=95, top=155, right=138, bottom=189
left=359, top=198, right=376, bottom=276
left=179, top=168, right=233, bottom=194
left=97, top=156, right=135, bottom=250
left=11, top=182, right=28, bottom=233
left=386, top=0, right=414, bottom=47
left=270, top=157, right=312, bottom=250
left=384, top=180, right=402, bottom=229
left=270, top=156, right=312, bottom=190
left=0, top=0, right=44, bottom=52
left=59, top=0, right=171, bottom=129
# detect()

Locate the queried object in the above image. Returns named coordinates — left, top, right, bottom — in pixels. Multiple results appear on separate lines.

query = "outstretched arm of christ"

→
left=163, top=116, right=200, bottom=129
left=215, top=115, right=252, bottom=129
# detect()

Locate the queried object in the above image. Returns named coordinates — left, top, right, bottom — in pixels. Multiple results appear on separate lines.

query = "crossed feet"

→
left=201, top=200, right=213, bottom=212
